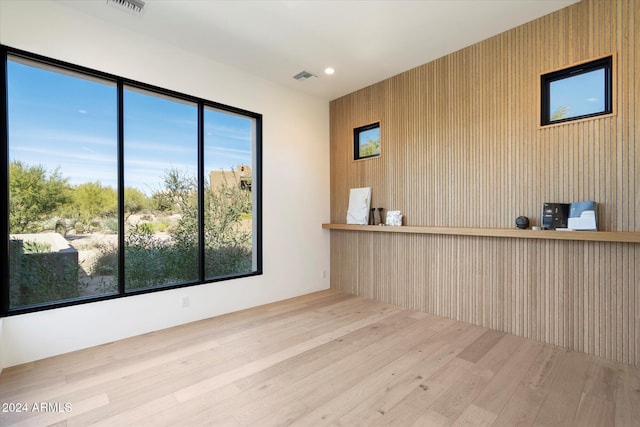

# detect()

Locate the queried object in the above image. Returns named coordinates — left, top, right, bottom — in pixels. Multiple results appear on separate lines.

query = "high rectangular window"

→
left=353, top=122, right=381, bottom=161
left=540, top=55, right=613, bottom=126
left=1, top=46, right=262, bottom=315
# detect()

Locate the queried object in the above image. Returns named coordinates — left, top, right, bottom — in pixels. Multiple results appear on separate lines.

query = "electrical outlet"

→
left=321, top=270, right=327, bottom=279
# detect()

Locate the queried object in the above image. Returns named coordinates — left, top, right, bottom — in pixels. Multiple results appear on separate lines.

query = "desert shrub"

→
left=55, top=220, right=67, bottom=236
left=75, top=222, right=85, bottom=233
left=40, top=217, right=67, bottom=234
left=92, top=242, right=118, bottom=276
left=124, top=224, right=197, bottom=289
left=205, top=245, right=252, bottom=278
left=10, top=249, right=83, bottom=306
left=22, top=240, right=51, bottom=254
left=155, top=217, right=170, bottom=232
left=95, top=276, right=118, bottom=294
left=137, top=222, right=155, bottom=234
left=103, top=217, right=118, bottom=234
left=161, top=167, right=253, bottom=280
left=42, top=217, right=59, bottom=231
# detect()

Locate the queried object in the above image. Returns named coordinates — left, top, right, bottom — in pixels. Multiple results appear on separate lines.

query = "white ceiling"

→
left=59, top=0, right=581, bottom=101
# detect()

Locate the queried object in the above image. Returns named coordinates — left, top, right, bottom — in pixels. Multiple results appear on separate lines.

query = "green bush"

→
left=137, top=222, right=155, bottom=235
left=124, top=224, right=198, bottom=289
left=42, top=217, right=59, bottom=231
left=55, top=220, right=67, bottom=236
left=103, top=217, right=118, bottom=234
left=22, top=240, right=51, bottom=254
left=92, top=242, right=118, bottom=276
left=205, top=245, right=252, bottom=278
left=9, top=163, right=255, bottom=301
left=10, top=250, right=83, bottom=307
left=155, top=217, right=170, bottom=232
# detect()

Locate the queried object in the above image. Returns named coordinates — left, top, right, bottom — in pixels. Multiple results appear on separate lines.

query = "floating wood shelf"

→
left=322, top=223, right=640, bottom=243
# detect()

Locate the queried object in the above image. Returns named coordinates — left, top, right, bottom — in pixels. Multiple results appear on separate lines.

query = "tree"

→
left=151, top=190, right=173, bottom=213
left=203, top=175, right=253, bottom=276
left=122, top=167, right=253, bottom=289
left=9, top=161, right=71, bottom=233
left=73, top=182, right=117, bottom=226
left=124, top=187, right=149, bottom=219
left=203, top=176, right=251, bottom=248
left=551, top=105, right=570, bottom=121
left=160, top=167, right=251, bottom=249
left=360, top=137, right=380, bottom=157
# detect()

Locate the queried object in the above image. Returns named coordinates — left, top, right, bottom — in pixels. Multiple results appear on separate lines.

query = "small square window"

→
left=540, top=55, right=613, bottom=126
left=354, top=122, right=380, bottom=160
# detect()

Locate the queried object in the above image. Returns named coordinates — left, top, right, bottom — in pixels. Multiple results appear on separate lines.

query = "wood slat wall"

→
left=329, top=0, right=639, bottom=364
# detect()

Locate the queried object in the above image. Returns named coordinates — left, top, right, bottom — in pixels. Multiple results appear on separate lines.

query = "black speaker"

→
left=515, top=216, right=529, bottom=229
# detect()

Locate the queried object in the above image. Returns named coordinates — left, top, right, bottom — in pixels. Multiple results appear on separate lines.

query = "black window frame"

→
left=0, top=45, right=263, bottom=317
left=540, top=55, right=614, bottom=126
left=353, top=122, right=381, bottom=161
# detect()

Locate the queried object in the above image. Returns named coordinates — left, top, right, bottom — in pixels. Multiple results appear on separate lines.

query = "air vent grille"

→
left=293, top=71, right=317, bottom=81
left=106, top=0, right=146, bottom=15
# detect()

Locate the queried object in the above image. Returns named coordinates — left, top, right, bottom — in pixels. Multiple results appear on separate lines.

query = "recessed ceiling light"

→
left=324, top=67, right=335, bottom=75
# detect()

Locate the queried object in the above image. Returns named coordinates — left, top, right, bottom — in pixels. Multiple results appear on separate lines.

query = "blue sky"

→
left=7, top=58, right=253, bottom=194
left=549, top=69, right=605, bottom=119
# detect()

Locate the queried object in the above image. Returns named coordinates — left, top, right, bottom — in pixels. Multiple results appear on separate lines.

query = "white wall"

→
left=0, top=0, right=331, bottom=368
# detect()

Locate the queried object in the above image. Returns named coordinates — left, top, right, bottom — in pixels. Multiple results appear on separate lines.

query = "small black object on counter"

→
left=515, top=216, right=530, bottom=229
left=377, top=207, right=384, bottom=225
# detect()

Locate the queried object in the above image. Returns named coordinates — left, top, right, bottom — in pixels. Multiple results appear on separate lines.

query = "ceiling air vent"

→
left=293, top=71, right=317, bottom=82
left=106, top=0, right=146, bottom=15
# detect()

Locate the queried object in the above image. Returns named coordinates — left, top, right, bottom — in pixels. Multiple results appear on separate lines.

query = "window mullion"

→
left=198, top=102, right=205, bottom=282
left=117, top=80, right=125, bottom=296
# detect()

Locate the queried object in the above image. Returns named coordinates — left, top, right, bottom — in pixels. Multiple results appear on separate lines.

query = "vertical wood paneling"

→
left=329, top=0, right=639, bottom=365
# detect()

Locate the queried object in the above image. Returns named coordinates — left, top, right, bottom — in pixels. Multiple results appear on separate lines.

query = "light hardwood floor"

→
left=1, top=290, right=639, bottom=426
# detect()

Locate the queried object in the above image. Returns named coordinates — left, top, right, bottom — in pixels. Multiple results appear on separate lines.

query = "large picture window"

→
left=540, top=55, right=614, bottom=126
left=1, top=46, right=262, bottom=315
